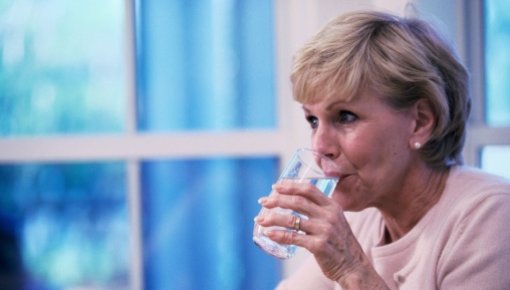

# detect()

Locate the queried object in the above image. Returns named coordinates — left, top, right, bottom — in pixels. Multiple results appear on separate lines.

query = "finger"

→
left=274, top=181, right=331, bottom=206
left=265, top=227, right=307, bottom=247
left=265, top=224, right=338, bottom=255
left=263, top=192, right=327, bottom=218
left=256, top=210, right=308, bottom=231
left=257, top=212, right=332, bottom=239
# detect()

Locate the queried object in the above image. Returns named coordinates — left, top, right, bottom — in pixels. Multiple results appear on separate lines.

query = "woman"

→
left=255, top=10, right=510, bottom=289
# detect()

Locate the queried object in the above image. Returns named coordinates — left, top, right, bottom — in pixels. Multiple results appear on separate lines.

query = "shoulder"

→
left=443, top=166, right=510, bottom=214
left=448, top=165, right=510, bottom=193
left=435, top=167, right=510, bottom=288
left=436, top=166, right=510, bottom=250
left=439, top=165, right=510, bottom=228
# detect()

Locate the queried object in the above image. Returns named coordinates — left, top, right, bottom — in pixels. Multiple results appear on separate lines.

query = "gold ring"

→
left=293, top=216, right=301, bottom=231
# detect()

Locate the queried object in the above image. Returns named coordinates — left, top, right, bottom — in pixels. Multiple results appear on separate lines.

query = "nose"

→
left=312, top=124, right=339, bottom=160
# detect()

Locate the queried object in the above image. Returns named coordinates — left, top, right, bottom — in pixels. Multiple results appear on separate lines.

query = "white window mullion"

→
left=0, top=131, right=288, bottom=163
left=465, top=126, right=510, bottom=165
left=127, top=159, right=143, bottom=290
left=125, top=0, right=143, bottom=289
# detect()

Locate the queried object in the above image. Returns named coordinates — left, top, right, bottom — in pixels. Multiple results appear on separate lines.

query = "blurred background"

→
left=0, top=0, right=509, bottom=289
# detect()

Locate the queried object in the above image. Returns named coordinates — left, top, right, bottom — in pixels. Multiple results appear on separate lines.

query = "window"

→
left=0, top=0, right=127, bottom=135
left=136, top=1, right=276, bottom=131
left=462, top=0, right=510, bottom=177
left=478, top=0, right=510, bottom=178
left=0, top=1, right=131, bottom=289
left=141, top=158, right=279, bottom=290
left=0, top=0, right=285, bottom=289
left=485, top=0, right=510, bottom=126
left=0, top=162, right=129, bottom=288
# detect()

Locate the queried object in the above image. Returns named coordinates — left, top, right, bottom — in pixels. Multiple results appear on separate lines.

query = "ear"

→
left=409, top=98, right=435, bottom=149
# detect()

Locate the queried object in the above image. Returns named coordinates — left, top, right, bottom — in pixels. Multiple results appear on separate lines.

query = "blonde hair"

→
left=291, top=11, right=470, bottom=169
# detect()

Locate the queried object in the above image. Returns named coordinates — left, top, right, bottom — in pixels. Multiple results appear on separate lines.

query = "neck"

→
left=380, top=165, right=450, bottom=244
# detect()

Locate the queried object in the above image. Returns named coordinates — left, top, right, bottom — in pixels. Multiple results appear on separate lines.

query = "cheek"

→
left=342, top=127, right=407, bottom=187
left=361, top=127, right=412, bottom=188
left=341, top=130, right=384, bottom=168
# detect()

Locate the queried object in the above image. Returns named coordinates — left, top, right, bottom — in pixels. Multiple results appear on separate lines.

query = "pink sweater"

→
left=276, top=166, right=510, bottom=289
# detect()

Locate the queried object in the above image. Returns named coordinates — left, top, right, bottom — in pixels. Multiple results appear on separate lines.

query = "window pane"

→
left=136, top=0, right=276, bottom=131
left=485, top=0, right=510, bottom=126
left=0, top=162, right=130, bottom=289
left=481, top=145, right=510, bottom=179
left=141, top=157, right=281, bottom=290
left=0, top=0, right=127, bottom=136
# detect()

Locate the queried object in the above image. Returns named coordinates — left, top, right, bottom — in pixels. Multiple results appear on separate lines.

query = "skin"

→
left=255, top=89, right=449, bottom=289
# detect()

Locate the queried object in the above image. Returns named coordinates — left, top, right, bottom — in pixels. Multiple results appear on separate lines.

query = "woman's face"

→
left=303, top=89, right=417, bottom=211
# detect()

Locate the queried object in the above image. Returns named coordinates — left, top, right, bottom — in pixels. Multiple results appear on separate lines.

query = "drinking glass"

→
left=253, top=148, right=339, bottom=259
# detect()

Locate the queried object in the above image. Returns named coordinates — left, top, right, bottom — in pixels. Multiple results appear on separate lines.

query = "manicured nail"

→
left=272, top=183, right=283, bottom=191
left=258, top=197, right=268, bottom=205
left=263, top=229, right=275, bottom=236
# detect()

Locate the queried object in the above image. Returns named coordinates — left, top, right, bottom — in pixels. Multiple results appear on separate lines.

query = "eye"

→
left=338, top=111, right=358, bottom=124
left=306, top=115, right=318, bottom=129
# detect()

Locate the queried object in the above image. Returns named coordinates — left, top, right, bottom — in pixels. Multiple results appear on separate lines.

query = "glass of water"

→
left=253, top=148, right=339, bottom=259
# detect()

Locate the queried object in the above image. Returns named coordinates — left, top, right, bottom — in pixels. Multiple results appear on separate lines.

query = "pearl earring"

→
left=413, top=142, right=422, bottom=149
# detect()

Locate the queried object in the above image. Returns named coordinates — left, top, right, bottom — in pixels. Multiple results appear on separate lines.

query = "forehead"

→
left=301, top=88, right=386, bottom=111
left=296, top=83, right=357, bottom=107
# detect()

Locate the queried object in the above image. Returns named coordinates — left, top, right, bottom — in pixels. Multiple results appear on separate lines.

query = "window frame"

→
left=0, top=1, right=317, bottom=288
left=460, top=0, right=510, bottom=167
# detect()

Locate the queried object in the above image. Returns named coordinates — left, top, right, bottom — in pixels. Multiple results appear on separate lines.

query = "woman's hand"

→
left=256, top=180, right=386, bottom=288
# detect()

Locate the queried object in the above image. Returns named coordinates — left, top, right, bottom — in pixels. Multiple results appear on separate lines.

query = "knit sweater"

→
left=276, top=166, right=510, bottom=289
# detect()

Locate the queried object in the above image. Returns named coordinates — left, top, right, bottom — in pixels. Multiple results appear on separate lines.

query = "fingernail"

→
left=254, top=216, right=264, bottom=223
left=263, top=229, right=274, bottom=236
left=258, top=197, right=268, bottom=205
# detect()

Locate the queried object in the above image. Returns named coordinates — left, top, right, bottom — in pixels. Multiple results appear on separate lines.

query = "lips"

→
left=323, top=164, right=354, bottom=183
